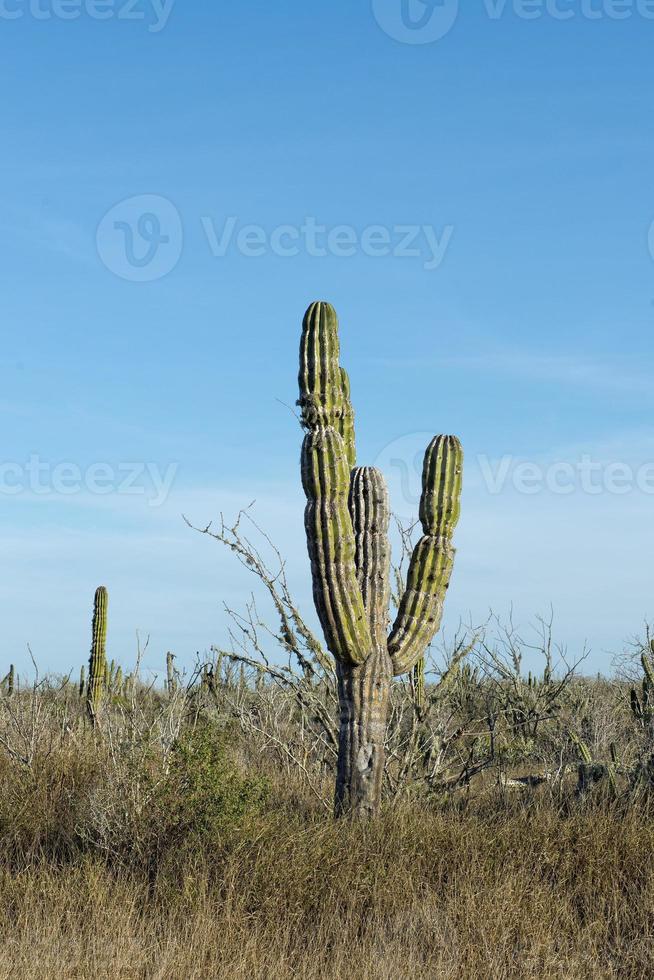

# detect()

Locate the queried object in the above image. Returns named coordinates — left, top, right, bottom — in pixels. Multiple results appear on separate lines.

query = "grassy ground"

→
left=1, top=798, right=654, bottom=979
left=0, top=682, right=653, bottom=980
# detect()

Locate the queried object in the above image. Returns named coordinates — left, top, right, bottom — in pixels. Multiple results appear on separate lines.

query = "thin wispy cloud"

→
left=376, top=350, right=652, bottom=393
left=0, top=205, right=92, bottom=266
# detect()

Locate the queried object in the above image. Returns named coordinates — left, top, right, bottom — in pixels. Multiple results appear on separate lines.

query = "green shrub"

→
left=164, top=719, right=269, bottom=847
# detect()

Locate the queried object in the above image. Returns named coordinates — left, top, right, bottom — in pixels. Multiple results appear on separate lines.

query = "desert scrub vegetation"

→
left=2, top=621, right=654, bottom=979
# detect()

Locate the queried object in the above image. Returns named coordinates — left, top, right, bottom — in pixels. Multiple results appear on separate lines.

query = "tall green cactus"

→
left=86, top=586, right=108, bottom=726
left=299, top=302, right=463, bottom=816
left=630, top=641, right=654, bottom=738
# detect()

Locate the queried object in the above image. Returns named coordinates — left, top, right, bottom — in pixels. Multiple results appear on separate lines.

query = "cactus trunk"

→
left=299, top=302, right=463, bottom=816
left=335, top=648, right=392, bottom=817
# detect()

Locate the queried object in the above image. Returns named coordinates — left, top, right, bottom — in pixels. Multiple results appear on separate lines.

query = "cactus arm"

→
left=301, top=428, right=372, bottom=666
left=388, top=436, right=463, bottom=676
left=299, top=301, right=356, bottom=468
left=299, top=301, right=371, bottom=667
left=348, top=467, right=391, bottom=647
left=334, top=645, right=392, bottom=817
left=388, top=537, right=454, bottom=676
left=86, top=586, right=108, bottom=725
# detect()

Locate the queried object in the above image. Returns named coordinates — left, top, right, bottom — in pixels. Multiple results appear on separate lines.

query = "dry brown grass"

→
left=1, top=761, right=654, bottom=978
left=0, top=667, right=652, bottom=980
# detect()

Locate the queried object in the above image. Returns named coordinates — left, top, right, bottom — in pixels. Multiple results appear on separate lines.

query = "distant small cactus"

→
left=166, top=652, right=176, bottom=696
left=124, top=673, right=134, bottom=698
left=86, top=586, right=108, bottom=726
left=412, top=658, right=426, bottom=718
left=571, top=731, right=619, bottom=799
left=1, top=665, right=15, bottom=698
left=629, top=642, right=654, bottom=737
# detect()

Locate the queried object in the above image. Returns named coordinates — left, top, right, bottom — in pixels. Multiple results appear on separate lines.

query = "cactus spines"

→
left=299, top=302, right=463, bottom=816
left=86, top=586, right=108, bottom=725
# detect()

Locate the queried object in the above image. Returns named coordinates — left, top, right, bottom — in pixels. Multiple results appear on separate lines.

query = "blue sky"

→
left=1, top=1, right=654, bottom=678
